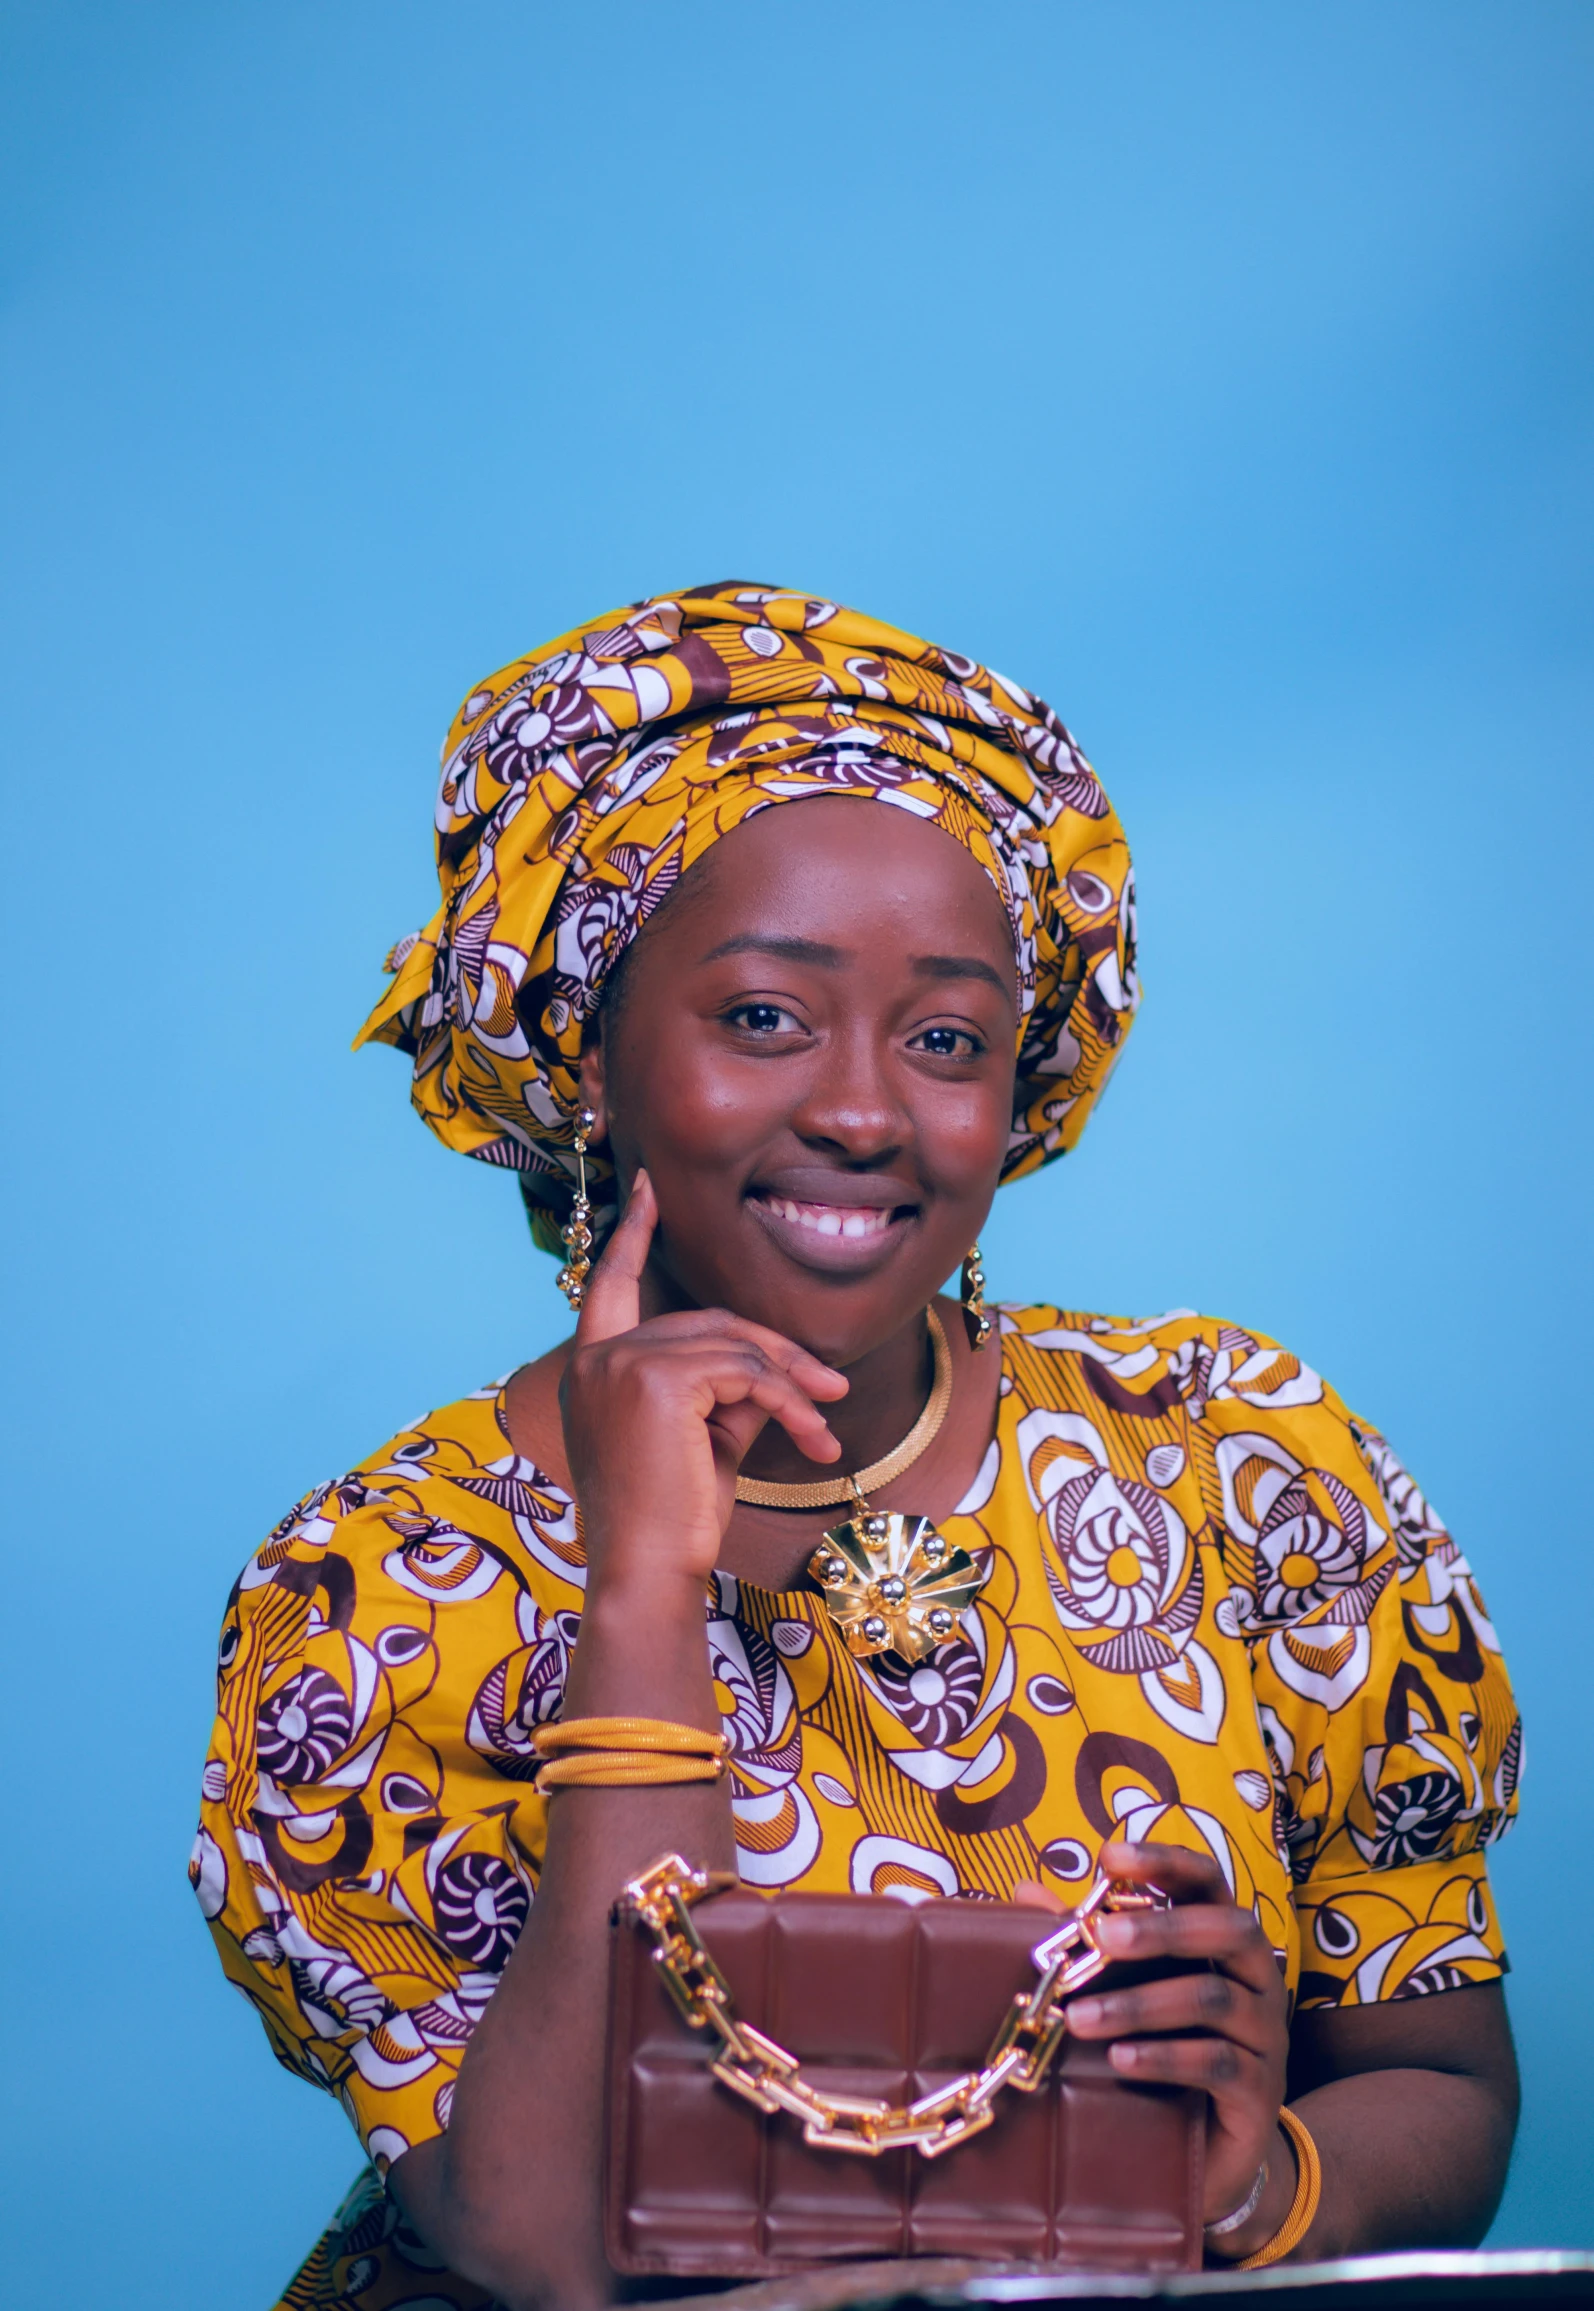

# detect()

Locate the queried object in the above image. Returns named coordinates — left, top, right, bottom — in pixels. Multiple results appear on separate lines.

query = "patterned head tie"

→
left=357, top=581, right=1141, bottom=1256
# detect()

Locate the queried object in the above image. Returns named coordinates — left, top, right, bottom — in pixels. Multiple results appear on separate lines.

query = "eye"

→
left=725, top=1001, right=802, bottom=1036
left=910, top=1025, right=982, bottom=1059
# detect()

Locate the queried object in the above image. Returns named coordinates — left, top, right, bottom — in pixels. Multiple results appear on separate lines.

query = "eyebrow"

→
left=699, top=932, right=1012, bottom=999
left=911, top=952, right=1012, bottom=998
left=699, top=934, right=850, bottom=969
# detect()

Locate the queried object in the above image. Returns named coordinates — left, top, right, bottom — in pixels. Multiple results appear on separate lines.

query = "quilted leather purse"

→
left=604, top=1854, right=1206, bottom=2280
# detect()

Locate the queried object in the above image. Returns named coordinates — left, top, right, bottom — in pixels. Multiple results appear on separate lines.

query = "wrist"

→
left=583, top=1559, right=712, bottom=1624
left=1203, top=2160, right=1267, bottom=2248
left=1206, top=2123, right=1297, bottom=2264
left=567, top=1565, right=721, bottom=1731
left=561, top=1552, right=716, bottom=1737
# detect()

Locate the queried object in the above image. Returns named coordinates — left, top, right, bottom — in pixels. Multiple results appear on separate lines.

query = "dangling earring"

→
left=556, top=1108, right=597, bottom=1313
left=961, top=1246, right=992, bottom=1351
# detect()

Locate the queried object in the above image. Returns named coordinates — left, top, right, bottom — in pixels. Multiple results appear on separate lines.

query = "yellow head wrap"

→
left=357, top=582, right=1140, bottom=1253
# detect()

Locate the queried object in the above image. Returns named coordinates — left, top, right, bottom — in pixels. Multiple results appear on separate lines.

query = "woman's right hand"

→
left=558, top=1169, right=850, bottom=1601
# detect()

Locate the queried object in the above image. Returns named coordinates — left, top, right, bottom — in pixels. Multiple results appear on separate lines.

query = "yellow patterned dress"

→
left=194, top=1307, right=1520, bottom=2309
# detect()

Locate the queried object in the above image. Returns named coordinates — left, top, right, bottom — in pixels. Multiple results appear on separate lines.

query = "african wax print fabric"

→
left=355, top=582, right=1138, bottom=1252
left=194, top=1308, right=1519, bottom=2311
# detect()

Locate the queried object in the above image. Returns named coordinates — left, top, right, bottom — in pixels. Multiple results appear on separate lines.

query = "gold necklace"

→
left=734, top=1305, right=955, bottom=1509
left=734, top=1306, right=988, bottom=1666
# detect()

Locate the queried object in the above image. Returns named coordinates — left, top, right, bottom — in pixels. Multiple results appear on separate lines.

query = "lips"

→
left=746, top=1185, right=918, bottom=1274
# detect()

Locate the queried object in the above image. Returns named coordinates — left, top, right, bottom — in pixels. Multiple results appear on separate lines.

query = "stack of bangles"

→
left=1203, top=2104, right=1322, bottom=2270
left=531, top=1716, right=731, bottom=1794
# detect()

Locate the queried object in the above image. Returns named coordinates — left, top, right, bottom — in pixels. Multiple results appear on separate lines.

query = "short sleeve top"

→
left=193, top=1305, right=1520, bottom=2178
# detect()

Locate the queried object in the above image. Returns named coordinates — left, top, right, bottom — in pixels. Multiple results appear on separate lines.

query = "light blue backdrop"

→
left=2, top=6, right=1590, bottom=2304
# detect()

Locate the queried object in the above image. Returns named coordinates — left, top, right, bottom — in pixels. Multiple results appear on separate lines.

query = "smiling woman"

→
left=579, top=799, right=1018, bottom=1372
left=193, top=585, right=1523, bottom=2311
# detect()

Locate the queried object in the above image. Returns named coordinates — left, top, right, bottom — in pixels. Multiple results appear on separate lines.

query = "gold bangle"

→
left=1237, top=2105, right=1322, bottom=2270
left=535, top=1750, right=729, bottom=1792
left=532, top=1716, right=729, bottom=1759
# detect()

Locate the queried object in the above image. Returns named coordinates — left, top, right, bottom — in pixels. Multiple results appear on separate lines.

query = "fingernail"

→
left=1097, top=1916, right=1137, bottom=1953
left=1109, top=2042, right=1140, bottom=2071
left=1068, top=1998, right=1103, bottom=2029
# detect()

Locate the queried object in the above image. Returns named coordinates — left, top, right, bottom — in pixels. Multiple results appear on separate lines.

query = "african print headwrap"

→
left=356, top=582, right=1140, bottom=1253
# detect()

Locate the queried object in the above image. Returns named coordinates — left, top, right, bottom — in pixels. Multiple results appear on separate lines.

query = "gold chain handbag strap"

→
left=618, top=1853, right=1164, bottom=2161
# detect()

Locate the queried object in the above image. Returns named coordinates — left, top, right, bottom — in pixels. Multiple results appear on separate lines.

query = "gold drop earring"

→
left=556, top=1108, right=597, bottom=1313
left=961, top=1245, right=992, bottom=1351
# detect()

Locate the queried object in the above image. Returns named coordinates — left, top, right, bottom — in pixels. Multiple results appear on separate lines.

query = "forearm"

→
left=1293, top=2065, right=1514, bottom=2258
left=1214, top=2065, right=1515, bottom=2266
left=395, top=1568, right=734, bottom=2309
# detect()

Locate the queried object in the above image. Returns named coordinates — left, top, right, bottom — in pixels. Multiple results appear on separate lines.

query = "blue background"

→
left=2, top=5, right=1590, bottom=2302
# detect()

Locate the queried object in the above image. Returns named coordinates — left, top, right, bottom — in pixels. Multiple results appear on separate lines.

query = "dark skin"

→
left=389, top=798, right=1518, bottom=2307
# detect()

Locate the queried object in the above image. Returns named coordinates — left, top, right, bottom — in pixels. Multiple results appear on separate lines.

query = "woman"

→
left=194, top=583, right=1521, bottom=2311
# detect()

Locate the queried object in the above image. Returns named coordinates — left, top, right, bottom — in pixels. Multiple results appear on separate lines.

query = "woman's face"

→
left=586, top=796, right=1019, bottom=1366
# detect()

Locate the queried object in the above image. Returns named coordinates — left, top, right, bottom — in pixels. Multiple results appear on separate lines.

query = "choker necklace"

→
left=734, top=1306, right=988, bottom=1666
left=734, top=1305, right=954, bottom=1511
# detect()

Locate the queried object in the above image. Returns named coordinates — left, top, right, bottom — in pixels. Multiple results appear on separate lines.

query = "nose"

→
left=787, top=1019, right=911, bottom=1166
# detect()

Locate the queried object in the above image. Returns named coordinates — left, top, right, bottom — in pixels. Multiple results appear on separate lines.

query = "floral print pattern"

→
left=195, top=1307, right=1519, bottom=2311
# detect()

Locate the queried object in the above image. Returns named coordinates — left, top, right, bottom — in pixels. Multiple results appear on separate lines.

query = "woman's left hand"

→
left=1018, top=1838, right=1291, bottom=2231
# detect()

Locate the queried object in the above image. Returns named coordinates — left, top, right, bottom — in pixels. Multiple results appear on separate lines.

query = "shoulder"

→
left=223, top=1378, right=581, bottom=1629
left=209, top=1380, right=584, bottom=1822
left=997, top=1302, right=1331, bottom=1426
left=996, top=1302, right=1416, bottom=1539
left=1002, top=1306, right=1474, bottom=1619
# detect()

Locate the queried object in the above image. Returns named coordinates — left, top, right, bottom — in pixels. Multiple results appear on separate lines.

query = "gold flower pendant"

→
left=807, top=1510, right=988, bottom=1664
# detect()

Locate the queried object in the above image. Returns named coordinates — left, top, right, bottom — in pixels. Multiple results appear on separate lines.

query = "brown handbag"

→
left=604, top=1855, right=1207, bottom=2281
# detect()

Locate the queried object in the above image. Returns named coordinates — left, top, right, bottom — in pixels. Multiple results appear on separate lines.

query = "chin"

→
left=729, top=1264, right=938, bottom=1369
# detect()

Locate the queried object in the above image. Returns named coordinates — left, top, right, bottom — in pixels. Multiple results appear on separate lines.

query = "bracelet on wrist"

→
left=1237, top=2107, right=1322, bottom=2271
left=1204, top=2160, right=1268, bottom=2241
left=534, top=1716, right=726, bottom=1756
left=535, top=1751, right=727, bottom=1791
left=532, top=1715, right=731, bottom=1794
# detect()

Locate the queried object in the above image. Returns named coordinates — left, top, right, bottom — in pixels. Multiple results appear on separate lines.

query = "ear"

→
left=577, top=1039, right=609, bottom=1144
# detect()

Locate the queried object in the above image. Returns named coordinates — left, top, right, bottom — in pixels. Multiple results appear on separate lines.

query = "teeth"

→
left=763, top=1196, right=895, bottom=1238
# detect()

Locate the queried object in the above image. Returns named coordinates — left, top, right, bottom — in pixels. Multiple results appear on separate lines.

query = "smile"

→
left=746, top=1190, right=918, bottom=1273
left=761, top=1198, right=897, bottom=1241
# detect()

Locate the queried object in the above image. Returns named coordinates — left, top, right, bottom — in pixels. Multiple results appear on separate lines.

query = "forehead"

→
left=643, top=794, right=1017, bottom=968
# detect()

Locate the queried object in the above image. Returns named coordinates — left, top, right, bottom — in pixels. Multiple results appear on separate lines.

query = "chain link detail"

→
left=618, top=1853, right=1164, bottom=2161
